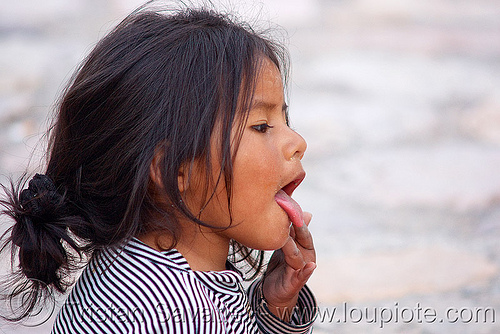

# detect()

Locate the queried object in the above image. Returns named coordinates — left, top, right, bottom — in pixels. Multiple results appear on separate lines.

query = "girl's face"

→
left=184, top=57, right=307, bottom=251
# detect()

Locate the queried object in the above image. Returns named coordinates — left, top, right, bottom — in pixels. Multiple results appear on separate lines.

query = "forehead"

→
left=250, top=58, right=284, bottom=106
left=255, top=58, right=283, bottom=91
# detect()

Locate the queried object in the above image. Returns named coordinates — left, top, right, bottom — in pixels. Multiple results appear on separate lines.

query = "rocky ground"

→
left=1, top=0, right=500, bottom=333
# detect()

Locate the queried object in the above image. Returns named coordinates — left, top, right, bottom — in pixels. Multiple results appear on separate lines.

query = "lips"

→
left=274, top=171, right=305, bottom=227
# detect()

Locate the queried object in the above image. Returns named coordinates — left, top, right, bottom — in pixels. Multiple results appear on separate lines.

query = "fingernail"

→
left=303, top=263, right=316, bottom=277
left=308, top=262, right=317, bottom=273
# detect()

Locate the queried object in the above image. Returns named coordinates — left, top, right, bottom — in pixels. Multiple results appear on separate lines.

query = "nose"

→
left=283, top=127, right=307, bottom=161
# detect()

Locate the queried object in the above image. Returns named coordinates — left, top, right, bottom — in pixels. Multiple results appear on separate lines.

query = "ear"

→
left=150, top=148, right=189, bottom=194
left=149, top=150, right=164, bottom=191
left=177, top=163, right=188, bottom=193
left=149, top=149, right=189, bottom=201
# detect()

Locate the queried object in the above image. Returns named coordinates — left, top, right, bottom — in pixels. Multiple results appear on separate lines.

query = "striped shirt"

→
left=52, top=238, right=317, bottom=333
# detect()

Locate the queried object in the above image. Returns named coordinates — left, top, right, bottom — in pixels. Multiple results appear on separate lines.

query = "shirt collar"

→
left=124, top=238, right=244, bottom=289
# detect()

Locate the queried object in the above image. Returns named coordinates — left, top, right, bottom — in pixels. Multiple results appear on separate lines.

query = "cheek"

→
left=233, top=147, right=282, bottom=194
left=225, top=142, right=290, bottom=248
left=230, top=160, right=279, bottom=219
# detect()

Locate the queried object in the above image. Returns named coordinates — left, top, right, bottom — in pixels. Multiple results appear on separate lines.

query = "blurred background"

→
left=1, top=0, right=499, bottom=333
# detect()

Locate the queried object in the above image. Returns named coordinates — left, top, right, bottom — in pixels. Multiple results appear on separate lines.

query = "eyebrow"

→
left=250, top=101, right=289, bottom=113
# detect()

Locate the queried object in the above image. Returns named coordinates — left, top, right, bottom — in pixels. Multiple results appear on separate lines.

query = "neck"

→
left=139, top=221, right=230, bottom=272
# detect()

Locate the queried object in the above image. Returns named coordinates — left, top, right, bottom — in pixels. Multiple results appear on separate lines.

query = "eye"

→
left=251, top=123, right=274, bottom=133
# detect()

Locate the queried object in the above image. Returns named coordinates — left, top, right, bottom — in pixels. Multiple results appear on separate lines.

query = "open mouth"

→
left=275, top=171, right=306, bottom=227
left=281, top=171, right=306, bottom=197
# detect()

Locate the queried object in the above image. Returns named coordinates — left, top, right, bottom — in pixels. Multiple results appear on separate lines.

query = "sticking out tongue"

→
left=275, top=189, right=303, bottom=227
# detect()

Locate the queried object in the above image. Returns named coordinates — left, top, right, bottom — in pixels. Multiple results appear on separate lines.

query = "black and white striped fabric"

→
left=52, top=238, right=317, bottom=333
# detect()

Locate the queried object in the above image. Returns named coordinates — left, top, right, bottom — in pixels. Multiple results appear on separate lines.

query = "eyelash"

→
left=251, top=123, right=274, bottom=133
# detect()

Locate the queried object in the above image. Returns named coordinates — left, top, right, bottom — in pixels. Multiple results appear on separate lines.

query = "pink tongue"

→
left=275, top=189, right=303, bottom=227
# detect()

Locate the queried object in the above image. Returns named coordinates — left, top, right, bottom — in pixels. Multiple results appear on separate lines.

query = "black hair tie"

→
left=20, top=174, right=61, bottom=219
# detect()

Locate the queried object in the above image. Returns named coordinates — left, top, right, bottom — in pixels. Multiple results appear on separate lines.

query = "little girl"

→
left=1, top=4, right=317, bottom=333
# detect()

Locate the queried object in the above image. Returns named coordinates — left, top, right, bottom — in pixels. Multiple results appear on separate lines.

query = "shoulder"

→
left=52, top=240, right=217, bottom=333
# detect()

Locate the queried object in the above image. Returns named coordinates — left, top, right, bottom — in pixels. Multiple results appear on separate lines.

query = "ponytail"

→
left=1, top=174, right=82, bottom=321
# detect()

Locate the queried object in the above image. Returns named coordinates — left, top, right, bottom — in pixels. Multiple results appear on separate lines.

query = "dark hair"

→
left=0, top=5, right=289, bottom=321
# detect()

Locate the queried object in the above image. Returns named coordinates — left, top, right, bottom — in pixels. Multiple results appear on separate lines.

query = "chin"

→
left=232, top=211, right=291, bottom=250
left=255, top=227, right=290, bottom=251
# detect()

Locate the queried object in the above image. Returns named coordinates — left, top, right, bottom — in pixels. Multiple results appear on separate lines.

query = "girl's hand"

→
left=262, top=211, right=316, bottom=322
